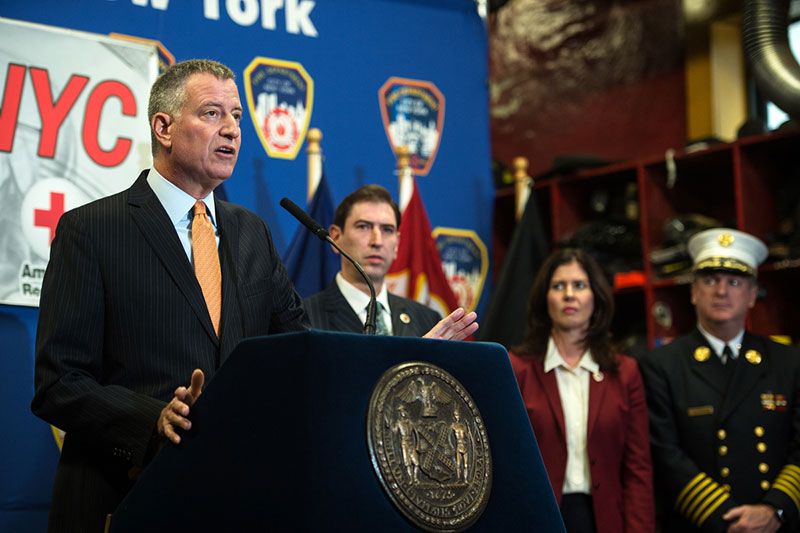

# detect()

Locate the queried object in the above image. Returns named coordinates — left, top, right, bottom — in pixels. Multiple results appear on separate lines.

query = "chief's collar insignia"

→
left=694, top=346, right=711, bottom=362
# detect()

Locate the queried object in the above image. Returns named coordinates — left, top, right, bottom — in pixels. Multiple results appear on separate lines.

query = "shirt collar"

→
left=697, top=323, right=745, bottom=359
left=147, top=167, right=217, bottom=226
left=543, top=337, right=599, bottom=374
left=335, top=272, right=391, bottom=315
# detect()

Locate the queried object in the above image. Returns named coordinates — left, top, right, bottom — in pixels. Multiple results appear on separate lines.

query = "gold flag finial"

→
left=396, top=145, right=411, bottom=171
left=307, top=127, right=322, bottom=155
left=512, top=156, right=531, bottom=221
left=306, top=128, right=323, bottom=202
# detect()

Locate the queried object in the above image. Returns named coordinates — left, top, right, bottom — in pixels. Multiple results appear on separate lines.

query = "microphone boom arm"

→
left=280, top=197, right=377, bottom=334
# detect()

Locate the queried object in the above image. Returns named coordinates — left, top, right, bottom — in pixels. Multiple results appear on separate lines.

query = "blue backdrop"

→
left=0, top=1, right=491, bottom=529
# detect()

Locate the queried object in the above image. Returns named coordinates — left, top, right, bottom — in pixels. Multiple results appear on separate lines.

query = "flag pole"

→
left=396, top=145, right=413, bottom=214
left=513, top=156, right=532, bottom=221
left=307, top=128, right=322, bottom=203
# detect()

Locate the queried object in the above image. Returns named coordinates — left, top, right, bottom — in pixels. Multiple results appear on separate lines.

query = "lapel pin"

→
left=694, top=346, right=711, bottom=362
left=399, top=313, right=411, bottom=324
left=745, top=349, right=762, bottom=365
left=593, top=371, right=604, bottom=382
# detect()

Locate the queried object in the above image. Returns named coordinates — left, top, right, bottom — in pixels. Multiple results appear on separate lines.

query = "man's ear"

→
left=748, top=282, right=758, bottom=309
left=328, top=224, right=342, bottom=255
left=152, top=112, right=174, bottom=151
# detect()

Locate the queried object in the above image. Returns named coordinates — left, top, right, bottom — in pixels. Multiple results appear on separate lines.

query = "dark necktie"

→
left=375, top=302, right=391, bottom=336
left=721, top=344, right=733, bottom=365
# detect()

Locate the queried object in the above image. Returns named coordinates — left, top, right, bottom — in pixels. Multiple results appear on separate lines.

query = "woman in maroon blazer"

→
left=509, top=248, right=654, bottom=533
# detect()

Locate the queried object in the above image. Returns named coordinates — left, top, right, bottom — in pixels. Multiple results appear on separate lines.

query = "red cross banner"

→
left=0, top=19, right=158, bottom=306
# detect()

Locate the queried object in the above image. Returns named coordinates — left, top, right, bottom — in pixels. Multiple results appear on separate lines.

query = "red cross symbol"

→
left=34, top=192, right=65, bottom=244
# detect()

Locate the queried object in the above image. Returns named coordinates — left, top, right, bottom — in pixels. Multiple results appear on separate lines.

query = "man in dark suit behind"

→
left=640, top=228, right=800, bottom=532
left=31, top=59, right=308, bottom=532
left=303, top=185, right=477, bottom=340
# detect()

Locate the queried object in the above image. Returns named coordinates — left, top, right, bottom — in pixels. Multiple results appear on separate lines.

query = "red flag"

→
left=386, top=180, right=459, bottom=317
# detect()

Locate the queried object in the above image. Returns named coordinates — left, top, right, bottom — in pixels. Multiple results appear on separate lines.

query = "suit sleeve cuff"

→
left=122, top=397, right=167, bottom=467
left=675, top=472, right=737, bottom=530
left=764, top=465, right=800, bottom=524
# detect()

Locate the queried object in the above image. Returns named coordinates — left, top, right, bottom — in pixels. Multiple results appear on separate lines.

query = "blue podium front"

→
left=111, top=330, right=564, bottom=532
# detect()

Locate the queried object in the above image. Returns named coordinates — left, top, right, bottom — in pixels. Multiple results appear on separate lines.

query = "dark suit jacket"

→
left=509, top=351, right=655, bottom=533
left=640, top=329, right=800, bottom=532
left=303, top=281, right=441, bottom=337
left=31, top=171, right=308, bottom=532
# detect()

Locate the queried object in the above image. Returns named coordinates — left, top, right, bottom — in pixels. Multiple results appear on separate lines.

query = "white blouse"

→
left=543, top=337, right=600, bottom=495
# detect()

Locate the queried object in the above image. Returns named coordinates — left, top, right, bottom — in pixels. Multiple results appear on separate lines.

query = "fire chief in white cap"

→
left=641, top=228, right=800, bottom=532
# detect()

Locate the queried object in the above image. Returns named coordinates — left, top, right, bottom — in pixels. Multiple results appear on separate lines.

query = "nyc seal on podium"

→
left=367, top=362, right=492, bottom=531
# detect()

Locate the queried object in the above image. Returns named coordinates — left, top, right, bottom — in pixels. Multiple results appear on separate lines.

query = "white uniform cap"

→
left=687, top=228, right=768, bottom=276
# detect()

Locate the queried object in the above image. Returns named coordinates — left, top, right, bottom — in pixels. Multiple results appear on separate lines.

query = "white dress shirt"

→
left=697, top=323, right=745, bottom=363
left=146, top=167, right=218, bottom=264
left=334, top=272, right=393, bottom=334
left=543, top=337, right=599, bottom=495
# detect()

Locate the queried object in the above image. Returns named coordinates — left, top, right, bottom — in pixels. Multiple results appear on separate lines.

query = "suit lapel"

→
left=323, top=283, right=363, bottom=333
left=717, top=333, right=767, bottom=423
left=533, top=362, right=567, bottom=441
left=389, top=294, right=412, bottom=336
left=127, top=172, right=219, bottom=346
left=688, top=329, right=728, bottom=394
left=587, top=372, right=606, bottom=439
left=217, top=200, right=241, bottom=364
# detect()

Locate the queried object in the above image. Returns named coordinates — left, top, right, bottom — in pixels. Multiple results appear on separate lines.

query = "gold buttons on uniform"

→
left=761, top=480, right=771, bottom=490
left=757, top=442, right=767, bottom=453
left=759, top=463, right=769, bottom=474
left=754, top=426, right=765, bottom=437
left=722, top=484, right=731, bottom=492
left=718, top=445, right=728, bottom=456
left=721, top=467, right=730, bottom=478
left=717, top=429, right=727, bottom=440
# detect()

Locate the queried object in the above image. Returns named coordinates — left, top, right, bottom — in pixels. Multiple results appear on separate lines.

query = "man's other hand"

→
left=157, top=369, right=205, bottom=444
left=423, top=307, right=479, bottom=341
left=723, top=504, right=780, bottom=533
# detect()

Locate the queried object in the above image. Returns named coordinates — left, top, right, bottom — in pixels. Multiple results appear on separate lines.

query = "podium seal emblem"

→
left=367, top=362, right=491, bottom=531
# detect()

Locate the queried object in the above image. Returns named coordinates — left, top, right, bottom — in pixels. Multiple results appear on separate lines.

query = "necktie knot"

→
left=194, top=200, right=208, bottom=218
left=721, top=344, right=733, bottom=365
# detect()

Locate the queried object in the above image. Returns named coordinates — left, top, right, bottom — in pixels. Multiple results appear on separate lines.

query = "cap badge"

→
left=718, top=233, right=735, bottom=247
left=694, top=346, right=711, bottom=362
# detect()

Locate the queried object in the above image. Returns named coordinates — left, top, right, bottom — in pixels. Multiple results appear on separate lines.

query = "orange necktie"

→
left=192, top=200, right=221, bottom=336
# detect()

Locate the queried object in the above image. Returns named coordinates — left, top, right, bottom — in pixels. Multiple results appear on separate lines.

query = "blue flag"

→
left=282, top=174, right=339, bottom=297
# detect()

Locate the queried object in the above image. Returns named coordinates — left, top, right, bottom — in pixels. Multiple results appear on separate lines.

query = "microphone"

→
left=279, top=197, right=329, bottom=240
left=280, top=197, right=378, bottom=335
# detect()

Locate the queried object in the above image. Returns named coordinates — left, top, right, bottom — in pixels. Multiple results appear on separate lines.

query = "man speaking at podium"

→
left=303, top=184, right=478, bottom=341
left=31, top=59, right=308, bottom=532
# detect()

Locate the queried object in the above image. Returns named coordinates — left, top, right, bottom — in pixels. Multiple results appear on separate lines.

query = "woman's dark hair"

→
left=512, top=247, right=618, bottom=371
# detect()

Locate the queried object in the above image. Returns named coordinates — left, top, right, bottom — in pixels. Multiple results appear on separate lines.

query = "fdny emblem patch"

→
left=432, top=228, right=488, bottom=313
left=378, top=77, right=444, bottom=176
left=244, top=57, right=313, bottom=160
